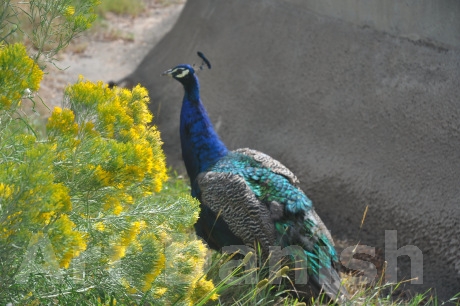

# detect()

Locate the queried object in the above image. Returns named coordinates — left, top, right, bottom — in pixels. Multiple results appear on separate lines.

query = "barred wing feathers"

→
left=197, top=171, right=276, bottom=253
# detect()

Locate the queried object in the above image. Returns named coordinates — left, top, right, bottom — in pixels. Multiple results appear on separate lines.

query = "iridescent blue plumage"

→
left=211, top=152, right=312, bottom=214
left=163, top=61, right=348, bottom=302
left=173, top=65, right=228, bottom=190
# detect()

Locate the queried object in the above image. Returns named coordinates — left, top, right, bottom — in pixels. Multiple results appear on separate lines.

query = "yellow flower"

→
left=49, top=183, right=72, bottom=211
left=153, top=287, right=167, bottom=298
left=82, top=121, right=99, bottom=137
left=0, top=95, right=12, bottom=108
left=47, top=107, right=79, bottom=137
left=0, top=44, right=43, bottom=110
left=73, top=15, right=93, bottom=31
left=39, top=212, right=55, bottom=225
left=190, top=277, right=218, bottom=303
left=111, top=245, right=126, bottom=262
left=120, top=221, right=142, bottom=246
left=64, top=6, right=75, bottom=17
left=120, top=278, right=130, bottom=290
left=48, top=214, right=87, bottom=268
left=142, top=253, right=165, bottom=292
left=94, top=165, right=112, bottom=186
left=102, top=195, right=124, bottom=215
left=94, top=221, right=105, bottom=231
left=0, top=183, right=15, bottom=199
left=113, top=202, right=123, bottom=215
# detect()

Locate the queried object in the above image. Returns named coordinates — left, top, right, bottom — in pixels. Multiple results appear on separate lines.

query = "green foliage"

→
left=0, top=0, right=99, bottom=67
left=0, top=5, right=218, bottom=303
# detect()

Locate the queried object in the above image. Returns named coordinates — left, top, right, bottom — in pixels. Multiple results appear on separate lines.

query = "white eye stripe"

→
left=175, top=68, right=190, bottom=78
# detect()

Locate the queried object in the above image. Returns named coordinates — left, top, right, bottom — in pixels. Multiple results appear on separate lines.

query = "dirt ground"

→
left=37, top=1, right=184, bottom=114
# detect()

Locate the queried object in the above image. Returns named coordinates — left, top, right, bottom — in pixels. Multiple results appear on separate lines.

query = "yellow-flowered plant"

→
left=50, top=78, right=216, bottom=305
left=0, top=43, right=87, bottom=301
left=0, top=42, right=217, bottom=304
left=0, top=132, right=87, bottom=262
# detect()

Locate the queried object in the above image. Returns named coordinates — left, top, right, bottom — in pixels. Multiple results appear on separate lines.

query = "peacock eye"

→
left=174, top=68, right=190, bottom=78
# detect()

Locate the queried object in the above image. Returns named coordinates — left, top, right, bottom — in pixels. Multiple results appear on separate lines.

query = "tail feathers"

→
left=314, top=266, right=349, bottom=303
left=275, top=246, right=349, bottom=303
left=292, top=266, right=349, bottom=304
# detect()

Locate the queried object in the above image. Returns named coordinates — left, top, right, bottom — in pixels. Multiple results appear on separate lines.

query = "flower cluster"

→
left=117, top=195, right=218, bottom=305
left=0, top=131, right=86, bottom=270
left=0, top=44, right=43, bottom=110
left=50, top=77, right=168, bottom=208
left=44, top=78, right=215, bottom=304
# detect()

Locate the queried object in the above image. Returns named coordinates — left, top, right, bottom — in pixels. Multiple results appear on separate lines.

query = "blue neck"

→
left=179, top=74, right=228, bottom=191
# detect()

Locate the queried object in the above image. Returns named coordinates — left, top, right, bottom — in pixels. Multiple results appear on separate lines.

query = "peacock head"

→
left=162, top=52, right=211, bottom=87
left=162, top=64, right=196, bottom=85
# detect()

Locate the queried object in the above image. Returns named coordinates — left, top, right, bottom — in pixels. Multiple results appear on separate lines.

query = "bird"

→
left=162, top=55, right=349, bottom=302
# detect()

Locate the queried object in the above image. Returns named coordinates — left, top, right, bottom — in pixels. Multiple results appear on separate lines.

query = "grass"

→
left=197, top=250, right=302, bottom=305
left=191, top=204, right=460, bottom=306
left=197, top=249, right=460, bottom=305
left=96, top=0, right=145, bottom=17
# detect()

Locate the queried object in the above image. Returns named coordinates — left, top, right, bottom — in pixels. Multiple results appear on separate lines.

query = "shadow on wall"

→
left=118, top=0, right=460, bottom=301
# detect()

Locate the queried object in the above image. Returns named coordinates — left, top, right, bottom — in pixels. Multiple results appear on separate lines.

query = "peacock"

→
left=162, top=53, right=349, bottom=302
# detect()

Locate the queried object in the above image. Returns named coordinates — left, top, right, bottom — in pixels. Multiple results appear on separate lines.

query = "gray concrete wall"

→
left=122, top=0, right=460, bottom=301
left=292, top=0, right=460, bottom=48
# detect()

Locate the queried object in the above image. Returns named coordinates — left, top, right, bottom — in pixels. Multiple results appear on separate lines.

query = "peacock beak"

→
left=161, top=69, right=174, bottom=77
